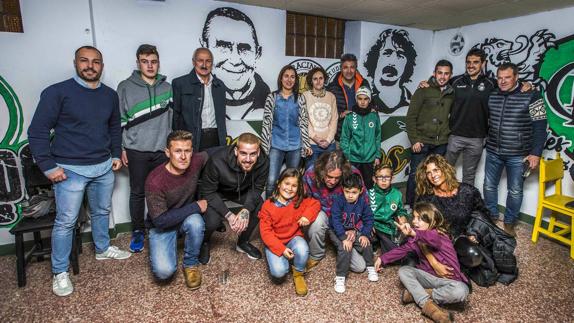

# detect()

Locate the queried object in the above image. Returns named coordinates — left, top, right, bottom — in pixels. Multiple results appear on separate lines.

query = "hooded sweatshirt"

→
left=117, top=70, right=173, bottom=152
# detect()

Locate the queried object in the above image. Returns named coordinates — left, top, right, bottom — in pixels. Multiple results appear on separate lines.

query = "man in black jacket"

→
left=445, top=49, right=495, bottom=186
left=199, top=132, right=269, bottom=263
left=172, top=48, right=227, bottom=151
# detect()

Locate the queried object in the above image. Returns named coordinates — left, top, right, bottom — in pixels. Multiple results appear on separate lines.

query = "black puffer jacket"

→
left=465, top=212, right=518, bottom=286
left=199, top=144, right=269, bottom=216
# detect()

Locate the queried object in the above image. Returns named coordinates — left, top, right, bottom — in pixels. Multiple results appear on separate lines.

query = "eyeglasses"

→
left=374, top=176, right=392, bottom=181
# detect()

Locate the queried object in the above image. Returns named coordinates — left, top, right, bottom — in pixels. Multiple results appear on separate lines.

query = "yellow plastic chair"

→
left=532, top=153, right=574, bottom=259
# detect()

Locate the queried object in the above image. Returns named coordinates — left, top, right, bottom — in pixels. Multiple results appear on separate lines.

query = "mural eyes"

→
left=237, top=43, right=252, bottom=54
left=215, top=40, right=234, bottom=52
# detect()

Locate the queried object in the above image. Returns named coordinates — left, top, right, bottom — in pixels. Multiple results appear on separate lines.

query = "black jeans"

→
left=126, top=149, right=167, bottom=231
left=202, top=193, right=263, bottom=245
left=352, top=161, right=375, bottom=190
left=199, top=128, right=220, bottom=152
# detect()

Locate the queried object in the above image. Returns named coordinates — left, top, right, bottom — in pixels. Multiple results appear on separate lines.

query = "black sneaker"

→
left=199, top=242, right=211, bottom=265
left=235, top=242, right=262, bottom=260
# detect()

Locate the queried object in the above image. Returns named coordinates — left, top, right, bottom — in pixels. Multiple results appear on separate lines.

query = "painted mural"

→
left=473, top=29, right=574, bottom=178
left=0, top=76, right=27, bottom=227
left=200, top=7, right=271, bottom=121
left=364, top=29, right=417, bottom=115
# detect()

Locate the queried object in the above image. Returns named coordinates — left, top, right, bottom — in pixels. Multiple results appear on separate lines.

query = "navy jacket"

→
left=329, top=193, right=374, bottom=240
left=172, top=71, right=227, bottom=151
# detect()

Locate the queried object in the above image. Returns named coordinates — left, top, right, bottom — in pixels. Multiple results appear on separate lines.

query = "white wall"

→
left=1, top=0, right=573, bottom=247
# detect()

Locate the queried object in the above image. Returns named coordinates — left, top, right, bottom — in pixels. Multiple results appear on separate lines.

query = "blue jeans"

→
left=52, top=169, right=114, bottom=273
left=483, top=152, right=525, bottom=224
left=405, top=143, right=447, bottom=206
left=148, top=213, right=205, bottom=280
left=307, top=143, right=336, bottom=169
left=266, top=148, right=301, bottom=197
left=265, top=236, right=309, bottom=278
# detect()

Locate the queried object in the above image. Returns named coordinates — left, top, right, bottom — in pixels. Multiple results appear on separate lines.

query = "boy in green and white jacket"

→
left=368, top=164, right=409, bottom=254
left=340, top=86, right=381, bottom=189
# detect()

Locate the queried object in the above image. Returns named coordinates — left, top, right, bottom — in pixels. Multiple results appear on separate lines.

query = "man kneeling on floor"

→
left=145, top=130, right=208, bottom=289
left=199, top=132, right=269, bottom=263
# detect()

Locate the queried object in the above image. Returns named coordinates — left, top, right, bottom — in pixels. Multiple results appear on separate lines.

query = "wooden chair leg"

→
left=532, top=205, right=544, bottom=243
left=70, top=231, right=79, bottom=275
left=15, top=233, right=26, bottom=287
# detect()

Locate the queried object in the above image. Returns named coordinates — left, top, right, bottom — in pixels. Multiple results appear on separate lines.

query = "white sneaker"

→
left=367, top=266, right=379, bottom=282
left=52, top=272, right=73, bottom=297
left=334, top=276, right=346, bottom=293
left=95, top=245, right=132, bottom=260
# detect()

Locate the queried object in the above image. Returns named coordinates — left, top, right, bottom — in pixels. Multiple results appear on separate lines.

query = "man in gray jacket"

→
left=117, top=44, right=173, bottom=253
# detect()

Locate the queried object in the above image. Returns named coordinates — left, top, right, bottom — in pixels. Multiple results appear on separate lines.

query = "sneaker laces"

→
left=335, top=276, right=345, bottom=285
left=55, top=272, right=70, bottom=287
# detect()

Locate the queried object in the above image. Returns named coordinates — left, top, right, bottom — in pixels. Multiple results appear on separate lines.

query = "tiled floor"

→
left=0, top=222, right=572, bottom=322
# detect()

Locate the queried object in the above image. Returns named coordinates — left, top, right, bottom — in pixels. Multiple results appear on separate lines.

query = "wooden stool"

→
left=9, top=213, right=82, bottom=287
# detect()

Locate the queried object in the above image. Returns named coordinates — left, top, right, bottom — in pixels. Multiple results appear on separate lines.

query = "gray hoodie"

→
left=117, top=70, right=173, bottom=152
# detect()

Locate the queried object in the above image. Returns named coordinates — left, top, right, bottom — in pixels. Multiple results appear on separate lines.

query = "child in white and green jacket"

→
left=368, top=163, right=409, bottom=254
left=340, top=86, right=381, bottom=190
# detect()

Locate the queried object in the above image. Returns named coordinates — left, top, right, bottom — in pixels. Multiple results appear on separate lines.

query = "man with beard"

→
left=405, top=60, right=454, bottom=207
left=172, top=48, right=227, bottom=151
left=200, top=7, right=270, bottom=120
left=198, top=132, right=269, bottom=262
left=364, top=29, right=417, bottom=114
left=28, top=46, right=130, bottom=297
left=326, top=53, right=370, bottom=140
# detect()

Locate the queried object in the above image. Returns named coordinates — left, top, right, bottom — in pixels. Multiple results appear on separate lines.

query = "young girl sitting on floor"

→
left=375, top=202, right=469, bottom=323
left=259, top=168, right=321, bottom=297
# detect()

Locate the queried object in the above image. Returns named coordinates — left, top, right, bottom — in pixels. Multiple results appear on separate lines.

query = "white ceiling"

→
left=220, top=0, right=574, bottom=30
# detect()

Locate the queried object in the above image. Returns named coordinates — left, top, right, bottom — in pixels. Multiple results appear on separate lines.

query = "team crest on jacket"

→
left=390, top=203, right=398, bottom=211
left=477, top=83, right=485, bottom=91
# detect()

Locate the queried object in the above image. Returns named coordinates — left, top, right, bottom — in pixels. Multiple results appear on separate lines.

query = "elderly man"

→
left=303, top=150, right=367, bottom=272
left=28, top=46, right=130, bottom=297
left=172, top=48, right=227, bottom=151
left=200, top=7, right=270, bottom=120
left=199, top=132, right=269, bottom=262
left=483, top=63, right=547, bottom=236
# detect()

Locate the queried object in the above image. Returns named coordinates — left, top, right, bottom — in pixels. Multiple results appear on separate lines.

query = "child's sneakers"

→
left=367, top=266, right=379, bottom=282
left=334, top=276, right=346, bottom=293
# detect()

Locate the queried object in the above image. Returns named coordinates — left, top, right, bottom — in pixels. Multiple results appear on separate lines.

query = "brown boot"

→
left=305, top=258, right=320, bottom=273
left=402, top=288, right=432, bottom=305
left=503, top=223, right=517, bottom=237
left=292, top=267, right=308, bottom=297
left=183, top=266, right=202, bottom=290
left=421, top=300, right=453, bottom=323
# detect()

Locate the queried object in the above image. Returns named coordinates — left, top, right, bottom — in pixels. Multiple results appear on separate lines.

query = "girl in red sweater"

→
left=259, top=168, right=321, bottom=296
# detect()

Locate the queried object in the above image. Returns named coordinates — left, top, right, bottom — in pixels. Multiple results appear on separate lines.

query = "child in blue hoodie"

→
left=329, top=173, right=377, bottom=293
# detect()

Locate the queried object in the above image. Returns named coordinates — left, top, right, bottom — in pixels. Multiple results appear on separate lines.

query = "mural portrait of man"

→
left=364, top=29, right=417, bottom=114
left=200, top=7, right=270, bottom=120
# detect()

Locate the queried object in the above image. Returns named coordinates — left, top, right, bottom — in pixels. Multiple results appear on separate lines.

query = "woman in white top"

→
left=302, top=67, right=338, bottom=168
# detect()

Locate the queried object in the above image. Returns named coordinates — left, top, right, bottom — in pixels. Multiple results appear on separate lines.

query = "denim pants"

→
left=398, top=266, right=468, bottom=308
left=483, top=152, right=525, bottom=224
left=52, top=169, right=114, bottom=273
left=307, top=143, right=336, bottom=169
left=266, top=148, right=301, bottom=197
left=405, top=143, right=447, bottom=206
left=265, top=236, right=309, bottom=278
left=125, top=149, right=167, bottom=232
left=148, top=213, right=205, bottom=280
